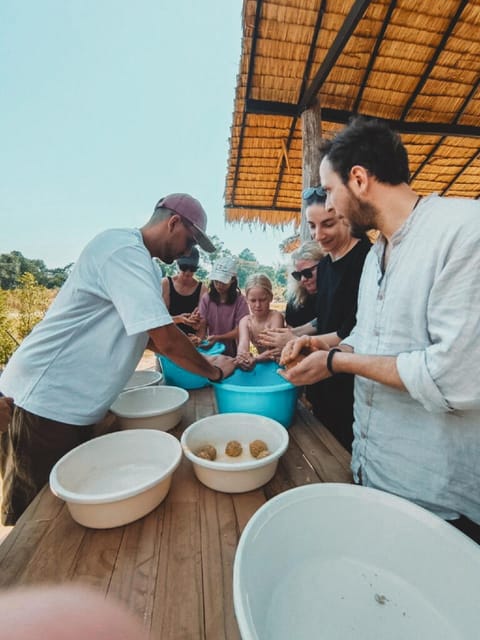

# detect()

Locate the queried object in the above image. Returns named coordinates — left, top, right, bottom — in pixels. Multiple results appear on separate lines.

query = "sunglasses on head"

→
left=291, top=262, right=321, bottom=281
left=179, top=264, right=198, bottom=272
left=302, top=185, right=326, bottom=200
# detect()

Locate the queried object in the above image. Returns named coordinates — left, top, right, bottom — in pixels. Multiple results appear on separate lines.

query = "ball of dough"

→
left=195, top=444, right=217, bottom=461
left=284, top=353, right=306, bottom=371
left=249, top=439, right=268, bottom=458
left=255, top=449, right=271, bottom=459
left=225, top=440, right=243, bottom=457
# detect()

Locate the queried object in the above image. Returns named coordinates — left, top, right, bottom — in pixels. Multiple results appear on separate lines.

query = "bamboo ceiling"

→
left=224, top=0, right=480, bottom=230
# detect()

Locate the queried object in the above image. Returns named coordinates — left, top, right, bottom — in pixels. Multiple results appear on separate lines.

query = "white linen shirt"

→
left=0, top=228, right=172, bottom=424
left=343, top=194, right=480, bottom=523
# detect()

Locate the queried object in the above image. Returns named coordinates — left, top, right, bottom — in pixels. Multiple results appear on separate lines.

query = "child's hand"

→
left=235, top=352, right=255, bottom=371
left=255, top=348, right=281, bottom=363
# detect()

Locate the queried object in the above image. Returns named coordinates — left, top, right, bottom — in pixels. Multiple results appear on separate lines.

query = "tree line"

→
left=0, top=238, right=290, bottom=366
left=0, top=251, right=73, bottom=290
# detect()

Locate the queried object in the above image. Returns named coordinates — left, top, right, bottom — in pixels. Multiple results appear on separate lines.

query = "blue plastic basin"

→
left=156, top=342, right=226, bottom=390
left=212, top=361, right=298, bottom=428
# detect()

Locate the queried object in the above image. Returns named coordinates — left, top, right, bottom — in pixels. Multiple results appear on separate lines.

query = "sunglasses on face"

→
left=302, top=185, right=326, bottom=200
left=291, top=262, right=321, bottom=281
left=179, top=265, right=198, bottom=272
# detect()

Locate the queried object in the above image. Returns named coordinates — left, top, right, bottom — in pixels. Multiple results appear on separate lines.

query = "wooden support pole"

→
left=300, top=101, right=323, bottom=240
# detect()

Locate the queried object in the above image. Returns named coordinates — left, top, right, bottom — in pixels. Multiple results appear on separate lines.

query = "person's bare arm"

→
left=292, top=322, right=317, bottom=336
left=149, top=324, right=235, bottom=380
left=279, top=344, right=405, bottom=391
left=161, top=278, right=170, bottom=309
left=236, top=316, right=250, bottom=355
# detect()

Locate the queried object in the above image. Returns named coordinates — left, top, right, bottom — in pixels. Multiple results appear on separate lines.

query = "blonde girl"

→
left=236, top=273, right=284, bottom=370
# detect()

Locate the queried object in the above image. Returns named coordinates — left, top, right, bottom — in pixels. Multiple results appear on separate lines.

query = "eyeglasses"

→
left=291, top=262, right=321, bottom=281
left=302, top=185, right=326, bottom=200
left=179, top=265, right=198, bottom=273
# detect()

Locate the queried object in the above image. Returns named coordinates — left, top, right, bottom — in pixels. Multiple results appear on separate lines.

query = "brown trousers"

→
left=0, top=406, right=93, bottom=525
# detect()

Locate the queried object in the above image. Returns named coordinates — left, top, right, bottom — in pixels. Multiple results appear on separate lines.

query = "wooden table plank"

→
left=151, top=501, right=203, bottom=640
left=107, top=506, right=165, bottom=628
left=0, top=386, right=352, bottom=639
left=14, top=505, right=87, bottom=586
left=200, top=489, right=240, bottom=640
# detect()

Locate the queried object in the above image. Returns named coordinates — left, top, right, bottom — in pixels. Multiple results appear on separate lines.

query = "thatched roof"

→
left=225, top=0, right=480, bottom=230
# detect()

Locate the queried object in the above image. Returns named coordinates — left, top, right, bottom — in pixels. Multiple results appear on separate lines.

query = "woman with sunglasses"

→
left=282, top=186, right=371, bottom=451
left=256, top=240, right=323, bottom=350
left=285, top=240, right=325, bottom=327
left=161, top=247, right=207, bottom=337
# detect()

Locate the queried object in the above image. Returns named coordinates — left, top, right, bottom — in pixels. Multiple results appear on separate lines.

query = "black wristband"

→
left=326, top=348, right=341, bottom=376
left=208, top=365, right=224, bottom=383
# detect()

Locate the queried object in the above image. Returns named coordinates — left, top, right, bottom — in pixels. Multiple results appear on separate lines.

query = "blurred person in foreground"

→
left=280, top=117, right=480, bottom=543
left=262, top=187, right=371, bottom=450
left=0, top=585, right=146, bottom=640
left=0, top=193, right=236, bottom=525
left=161, top=247, right=207, bottom=338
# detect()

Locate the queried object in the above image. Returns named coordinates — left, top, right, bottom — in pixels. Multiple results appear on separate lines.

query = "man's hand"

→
left=279, top=335, right=330, bottom=367
left=208, top=354, right=236, bottom=380
left=0, top=397, right=13, bottom=433
left=278, top=350, right=331, bottom=386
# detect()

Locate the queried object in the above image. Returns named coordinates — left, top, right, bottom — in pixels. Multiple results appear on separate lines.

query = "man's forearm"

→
left=332, top=351, right=405, bottom=390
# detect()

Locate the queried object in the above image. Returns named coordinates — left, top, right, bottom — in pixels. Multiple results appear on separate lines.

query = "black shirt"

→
left=167, top=277, right=202, bottom=335
left=315, top=236, right=372, bottom=338
left=307, top=236, right=371, bottom=451
left=285, top=294, right=317, bottom=328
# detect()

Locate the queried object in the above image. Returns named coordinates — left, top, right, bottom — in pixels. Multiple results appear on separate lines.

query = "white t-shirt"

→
left=0, top=228, right=172, bottom=424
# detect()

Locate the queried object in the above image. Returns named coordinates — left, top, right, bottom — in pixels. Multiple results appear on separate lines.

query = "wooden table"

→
left=0, top=387, right=351, bottom=639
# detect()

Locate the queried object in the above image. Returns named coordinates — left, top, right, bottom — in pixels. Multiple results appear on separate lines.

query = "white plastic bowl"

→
left=234, top=483, right=480, bottom=640
left=49, top=429, right=182, bottom=529
left=181, top=413, right=289, bottom=493
left=111, top=385, right=189, bottom=431
left=123, top=369, right=164, bottom=391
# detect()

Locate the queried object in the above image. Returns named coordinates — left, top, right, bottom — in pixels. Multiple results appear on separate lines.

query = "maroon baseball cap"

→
left=154, top=193, right=216, bottom=252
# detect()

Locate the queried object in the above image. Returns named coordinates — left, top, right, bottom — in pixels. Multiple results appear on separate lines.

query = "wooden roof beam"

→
left=411, top=76, right=480, bottom=181
left=353, top=0, right=397, bottom=114
left=299, top=0, right=372, bottom=111
left=245, top=100, right=480, bottom=138
left=400, top=0, right=469, bottom=120
left=231, top=0, right=264, bottom=202
left=441, top=148, right=480, bottom=195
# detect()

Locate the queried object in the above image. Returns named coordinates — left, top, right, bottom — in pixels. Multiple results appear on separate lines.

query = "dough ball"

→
left=284, top=353, right=306, bottom=371
left=255, top=449, right=271, bottom=459
left=225, top=440, right=243, bottom=457
left=249, top=439, right=269, bottom=458
left=195, top=444, right=217, bottom=461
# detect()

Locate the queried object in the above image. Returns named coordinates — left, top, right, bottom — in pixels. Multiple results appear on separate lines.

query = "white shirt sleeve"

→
left=397, top=233, right=480, bottom=412
left=99, top=244, right=172, bottom=336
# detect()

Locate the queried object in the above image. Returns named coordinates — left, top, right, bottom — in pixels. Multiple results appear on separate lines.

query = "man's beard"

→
left=345, top=187, right=379, bottom=235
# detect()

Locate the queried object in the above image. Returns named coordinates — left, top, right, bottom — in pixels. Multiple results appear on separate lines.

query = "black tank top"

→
left=168, top=277, right=202, bottom=334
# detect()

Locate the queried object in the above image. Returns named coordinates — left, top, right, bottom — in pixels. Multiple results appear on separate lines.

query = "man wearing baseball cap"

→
left=0, top=193, right=235, bottom=525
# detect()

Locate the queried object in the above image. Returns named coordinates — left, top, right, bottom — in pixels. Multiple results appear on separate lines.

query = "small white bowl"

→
left=49, top=429, right=182, bottom=529
left=111, top=385, right=189, bottom=431
left=181, top=413, right=289, bottom=493
left=123, top=369, right=164, bottom=392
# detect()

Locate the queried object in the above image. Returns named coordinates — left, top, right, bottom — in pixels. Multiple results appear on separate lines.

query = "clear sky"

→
left=1, top=1, right=296, bottom=269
